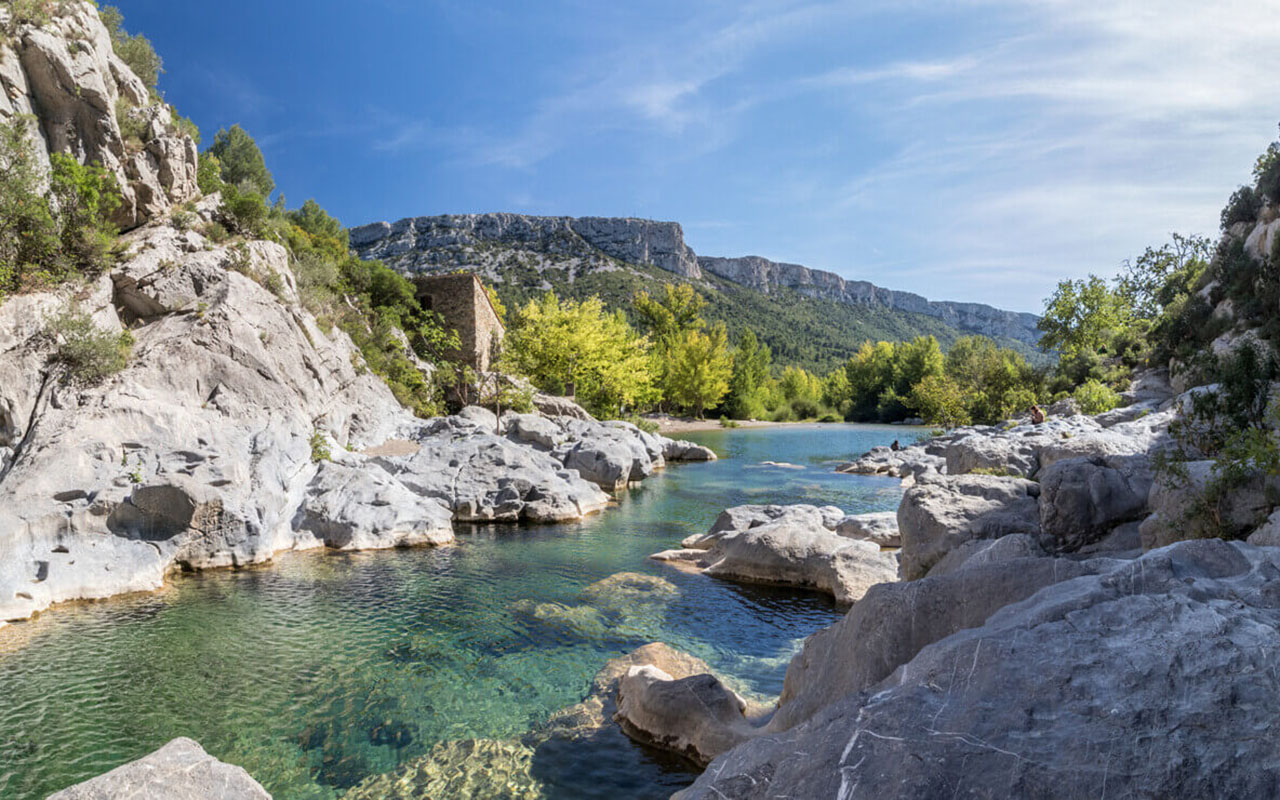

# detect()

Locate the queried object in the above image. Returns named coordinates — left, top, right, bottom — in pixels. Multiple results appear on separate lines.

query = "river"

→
left=0, top=423, right=918, bottom=799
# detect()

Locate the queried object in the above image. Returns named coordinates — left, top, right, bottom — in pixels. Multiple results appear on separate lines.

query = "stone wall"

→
left=414, top=273, right=504, bottom=371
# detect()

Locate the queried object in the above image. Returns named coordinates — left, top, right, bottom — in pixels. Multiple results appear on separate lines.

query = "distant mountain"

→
left=350, top=214, right=1045, bottom=371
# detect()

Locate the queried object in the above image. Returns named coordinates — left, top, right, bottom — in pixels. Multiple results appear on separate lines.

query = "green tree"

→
left=1117, top=233, right=1211, bottom=320
left=0, top=120, right=121, bottom=299
left=664, top=324, right=732, bottom=418
left=909, top=374, right=971, bottom=428
left=506, top=292, right=657, bottom=417
left=1037, top=275, right=1132, bottom=357
left=206, top=125, right=274, bottom=197
left=0, top=119, right=60, bottom=295
left=634, top=283, right=707, bottom=339
left=727, top=328, right=771, bottom=419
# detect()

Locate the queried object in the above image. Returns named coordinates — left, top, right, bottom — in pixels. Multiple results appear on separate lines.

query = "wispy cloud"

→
left=362, top=0, right=1280, bottom=310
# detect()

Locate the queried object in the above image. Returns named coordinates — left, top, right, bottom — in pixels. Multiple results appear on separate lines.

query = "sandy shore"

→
left=646, top=415, right=792, bottom=434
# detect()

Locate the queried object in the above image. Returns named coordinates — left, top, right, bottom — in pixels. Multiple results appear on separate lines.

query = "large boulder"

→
left=48, top=737, right=270, bottom=799
left=923, top=532, right=1045, bottom=578
left=897, top=474, right=1041, bottom=580
left=944, top=416, right=1098, bottom=478
left=1037, top=454, right=1153, bottom=552
left=686, top=503, right=843, bottom=548
left=554, top=418, right=663, bottom=490
left=678, top=540, right=1280, bottom=800
left=615, top=666, right=762, bottom=767
left=654, top=508, right=898, bottom=605
left=373, top=416, right=611, bottom=523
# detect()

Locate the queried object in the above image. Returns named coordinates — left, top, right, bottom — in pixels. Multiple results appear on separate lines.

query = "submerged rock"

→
left=48, top=737, right=270, bottom=799
left=345, top=738, right=543, bottom=800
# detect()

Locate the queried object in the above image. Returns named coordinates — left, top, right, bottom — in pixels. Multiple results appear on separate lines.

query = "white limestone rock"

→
left=834, top=511, right=900, bottom=547
left=48, top=737, right=270, bottom=799
left=897, top=473, right=1041, bottom=580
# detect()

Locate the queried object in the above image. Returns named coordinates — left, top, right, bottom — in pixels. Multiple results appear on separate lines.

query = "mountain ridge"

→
left=349, top=213, right=1041, bottom=347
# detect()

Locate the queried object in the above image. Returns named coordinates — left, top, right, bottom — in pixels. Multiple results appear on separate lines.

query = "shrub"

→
left=220, top=184, right=268, bottom=237
left=309, top=428, right=331, bottom=463
left=49, top=152, right=121, bottom=271
left=46, top=306, right=133, bottom=384
left=1071, top=379, right=1122, bottom=415
left=1254, top=139, right=1280, bottom=204
left=114, top=98, right=147, bottom=148
left=171, top=111, right=200, bottom=144
left=0, top=120, right=120, bottom=299
left=1221, top=185, right=1262, bottom=230
left=197, top=153, right=224, bottom=196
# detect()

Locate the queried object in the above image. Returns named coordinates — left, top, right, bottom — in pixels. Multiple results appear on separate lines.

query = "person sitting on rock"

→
left=890, top=439, right=901, bottom=451
left=1030, top=404, right=1046, bottom=424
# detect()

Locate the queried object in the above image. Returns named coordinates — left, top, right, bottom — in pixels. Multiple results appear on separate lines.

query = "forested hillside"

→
left=350, top=221, right=1044, bottom=373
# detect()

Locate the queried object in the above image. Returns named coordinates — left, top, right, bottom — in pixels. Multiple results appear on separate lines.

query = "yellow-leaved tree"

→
left=505, top=292, right=658, bottom=417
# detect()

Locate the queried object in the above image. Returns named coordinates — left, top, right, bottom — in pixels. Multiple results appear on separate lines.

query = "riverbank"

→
left=0, top=424, right=907, bottom=799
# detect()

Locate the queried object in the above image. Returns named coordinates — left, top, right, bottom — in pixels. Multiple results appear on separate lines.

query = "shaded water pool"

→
left=0, top=423, right=918, bottom=799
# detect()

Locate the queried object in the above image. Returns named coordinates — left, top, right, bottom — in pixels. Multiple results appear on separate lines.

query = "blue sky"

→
left=116, top=0, right=1280, bottom=312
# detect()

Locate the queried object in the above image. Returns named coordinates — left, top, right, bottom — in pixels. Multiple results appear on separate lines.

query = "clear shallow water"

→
left=0, top=424, right=918, bottom=799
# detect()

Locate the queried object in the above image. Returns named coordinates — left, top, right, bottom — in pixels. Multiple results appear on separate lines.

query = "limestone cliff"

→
left=698, top=254, right=1041, bottom=345
left=351, top=213, right=1042, bottom=346
left=350, top=213, right=701, bottom=278
left=0, top=1, right=198, bottom=228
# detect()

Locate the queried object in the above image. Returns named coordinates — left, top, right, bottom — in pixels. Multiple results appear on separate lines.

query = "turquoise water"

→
left=0, top=424, right=916, bottom=799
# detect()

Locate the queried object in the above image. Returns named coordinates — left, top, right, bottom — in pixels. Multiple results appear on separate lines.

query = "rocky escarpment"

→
left=0, top=1, right=198, bottom=228
left=349, top=213, right=1041, bottom=345
left=350, top=213, right=701, bottom=278
left=698, top=255, right=1042, bottom=344
left=0, top=200, right=715, bottom=629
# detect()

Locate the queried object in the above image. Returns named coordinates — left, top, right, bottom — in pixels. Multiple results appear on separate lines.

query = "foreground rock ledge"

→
left=676, top=539, right=1280, bottom=799
left=48, top=737, right=270, bottom=799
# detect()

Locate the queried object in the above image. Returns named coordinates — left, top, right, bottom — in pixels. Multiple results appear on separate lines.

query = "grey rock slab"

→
left=834, top=511, right=900, bottom=547
left=897, top=474, right=1041, bottom=580
left=1037, top=454, right=1153, bottom=552
left=48, top=737, right=270, bottom=799
left=679, top=540, right=1280, bottom=800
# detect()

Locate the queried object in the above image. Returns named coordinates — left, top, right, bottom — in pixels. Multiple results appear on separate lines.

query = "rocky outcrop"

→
left=0, top=206, right=715, bottom=628
left=677, top=540, right=1280, bottom=800
left=0, top=2, right=198, bottom=228
left=48, top=737, right=270, bottom=799
left=1037, top=454, right=1153, bottom=551
left=897, top=474, right=1041, bottom=579
left=652, top=504, right=897, bottom=604
left=350, top=213, right=701, bottom=278
left=698, top=254, right=1043, bottom=345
